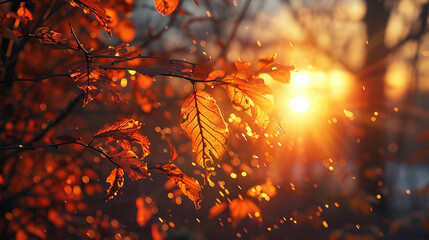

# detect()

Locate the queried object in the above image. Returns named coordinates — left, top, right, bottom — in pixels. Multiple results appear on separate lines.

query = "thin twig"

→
left=97, top=54, right=211, bottom=67
left=68, top=22, right=90, bottom=55
left=0, top=138, right=81, bottom=150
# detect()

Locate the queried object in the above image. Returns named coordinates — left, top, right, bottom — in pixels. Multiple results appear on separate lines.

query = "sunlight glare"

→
left=290, top=96, right=309, bottom=113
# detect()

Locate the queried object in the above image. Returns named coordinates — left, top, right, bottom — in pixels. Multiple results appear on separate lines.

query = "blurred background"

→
left=1, top=0, right=429, bottom=239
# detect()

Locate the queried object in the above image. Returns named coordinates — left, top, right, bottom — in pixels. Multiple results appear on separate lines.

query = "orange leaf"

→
left=155, top=163, right=202, bottom=210
left=109, top=149, right=150, bottom=180
left=69, top=0, right=112, bottom=36
left=207, top=202, right=227, bottom=219
left=95, top=118, right=150, bottom=156
left=221, top=75, right=274, bottom=129
left=257, top=54, right=294, bottom=84
left=181, top=91, right=228, bottom=170
left=153, top=0, right=179, bottom=16
left=106, top=168, right=124, bottom=201
left=229, top=198, right=261, bottom=227
left=17, top=6, right=33, bottom=22
left=165, top=137, right=178, bottom=161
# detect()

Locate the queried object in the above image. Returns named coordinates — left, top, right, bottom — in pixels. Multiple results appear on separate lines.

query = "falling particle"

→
left=356, top=224, right=361, bottom=229
left=230, top=173, right=237, bottom=179
left=196, top=218, right=200, bottom=223
left=328, top=166, right=334, bottom=171
left=159, top=217, right=163, bottom=223
left=267, top=227, right=272, bottom=231
left=206, top=10, right=211, bottom=18
left=363, top=86, right=365, bottom=90
left=393, top=107, right=399, bottom=112
left=257, top=40, right=262, bottom=47
left=376, top=194, right=381, bottom=199
left=322, top=221, right=328, bottom=228
left=241, top=172, right=247, bottom=177
left=405, top=189, right=411, bottom=195
left=325, top=204, right=329, bottom=208
left=233, top=0, right=238, bottom=6
left=334, top=202, right=339, bottom=207
left=289, top=42, right=293, bottom=47
left=374, top=111, right=379, bottom=116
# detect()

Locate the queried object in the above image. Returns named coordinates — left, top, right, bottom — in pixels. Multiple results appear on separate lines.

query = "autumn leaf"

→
left=109, top=148, right=151, bottom=180
left=69, top=0, right=112, bottom=36
left=256, top=54, right=295, bottom=84
left=17, top=5, right=33, bottom=22
left=31, top=27, right=78, bottom=50
left=153, top=0, right=179, bottom=16
left=106, top=168, right=124, bottom=201
left=155, top=163, right=202, bottom=210
left=221, top=75, right=274, bottom=129
left=229, top=198, right=261, bottom=227
left=165, top=137, right=178, bottom=161
left=181, top=91, right=228, bottom=170
left=69, top=61, right=119, bottom=106
left=95, top=118, right=150, bottom=156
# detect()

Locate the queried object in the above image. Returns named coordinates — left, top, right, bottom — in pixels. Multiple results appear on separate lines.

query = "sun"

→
left=290, top=96, right=309, bottom=113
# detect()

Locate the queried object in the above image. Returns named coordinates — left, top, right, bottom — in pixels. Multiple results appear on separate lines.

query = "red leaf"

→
left=256, top=54, right=295, bottom=83
left=69, top=0, right=112, bottom=36
left=106, top=168, right=124, bottom=201
left=153, top=0, right=179, bottom=16
left=109, top=149, right=151, bottom=180
left=155, top=163, right=203, bottom=209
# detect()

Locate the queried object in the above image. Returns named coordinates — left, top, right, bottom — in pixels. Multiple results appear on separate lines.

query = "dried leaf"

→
left=181, top=91, right=228, bottom=170
left=256, top=54, right=294, bottom=84
left=155, top=163, right=202, bottom=209
left=95, top=118, right=150, bottom=156
left=109, top=149, right=151, bottom=180
left=17, top=6, right=33, bottom=22
left=31, top=27, right=78, bottom=50
left=69, top=61, right=119, bottom=106
left=221, top=75, right=274, bottom=129
left=69, top=0, right=112, bottom=36
left=153, top=0, right=179, bottom=16
left=166, top=137, right=178, bottom=161
left=106, top=168, right=124, bottom=201
left=229, top=198, right=261, bottom=227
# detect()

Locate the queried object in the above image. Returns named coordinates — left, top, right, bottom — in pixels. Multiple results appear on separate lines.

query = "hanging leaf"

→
left=95, top=118, right=150, bottom=156
left=155, top=163, right=202, bottom=210
left=165, top=137, right=178, bottom=161
left=181, top=91, right=228, bottom=170
left=229, top=198, right=261, bottom=227
left=109, top=149, right=151, bottom=180
left=153, top=0, right=179, bottom=16
left=69, top=61, right=119, bottom=106
left=106, top=168, right=124, bottom=201
left=69, top=0, right=112, bottom=36
left=31, top=27, right=78, bottom=50
left=256, top=54, right=295, bottom=84
left=221, top=75, right=274, bottom=129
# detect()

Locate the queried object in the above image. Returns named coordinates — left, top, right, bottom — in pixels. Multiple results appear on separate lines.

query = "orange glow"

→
left=290, top=96, right=309, bottom=113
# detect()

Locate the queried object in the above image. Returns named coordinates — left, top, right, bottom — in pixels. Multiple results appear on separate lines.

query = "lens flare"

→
left=290, top=96, right=309, bottom=113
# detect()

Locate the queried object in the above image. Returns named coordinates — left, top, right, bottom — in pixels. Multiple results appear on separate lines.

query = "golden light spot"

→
left=322, top=220, right=328, bottom=228
left=393, top=107, right=399, bottom=112
left=405, top=189, right=411, bottom=195
left=230, top=173, right=237, bottom=179
left=376, top=194, right=381, bottom=199
left=120, top=78, right=127, bottom=88
left=241, top=171, right=247, bottom=177
left=290, top=96, right=309, bottom=113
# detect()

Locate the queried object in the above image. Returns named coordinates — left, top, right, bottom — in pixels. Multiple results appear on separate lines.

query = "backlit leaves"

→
left=153, top=0, right=179, bottom=16
left=95, top=118, right=150, bottom=156
left=69, top=61, right=119, bottom=107
left=106, top=168, right=124, bottom=201
left=221, top=75, right=274, bottom=129
left=69, top=0, right=112, bottom=36
left=181, top=91, right=228, bottom=170
left=166, top=137, right=178, bottom=161
left=155, top=163, right=202, bottom=209
left=257, top=54, right=295, bottom=84
left=109, top=148, right=150, bottom=180
left=31, top=27, right=78, bottom=50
